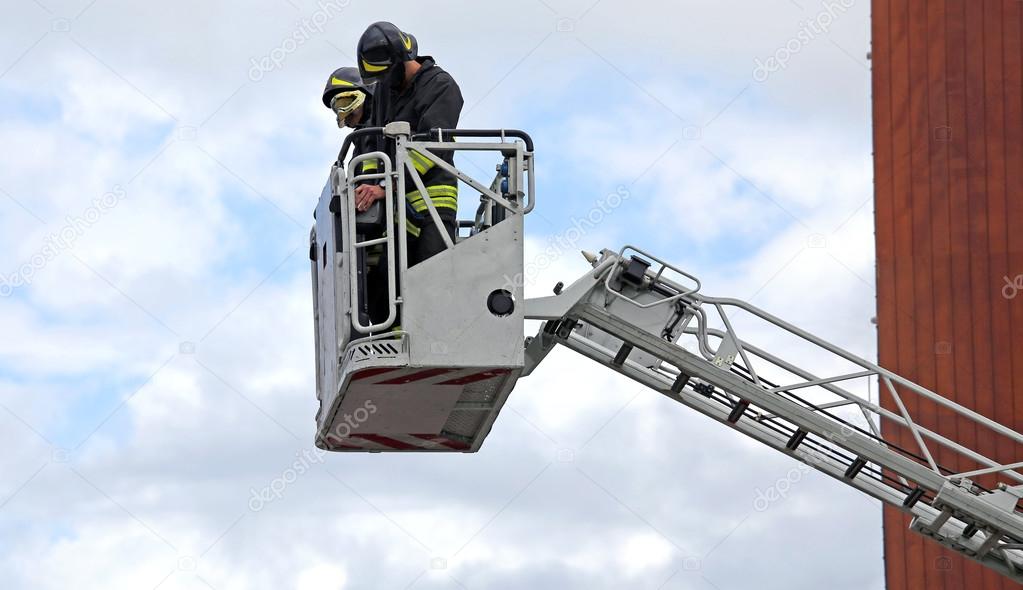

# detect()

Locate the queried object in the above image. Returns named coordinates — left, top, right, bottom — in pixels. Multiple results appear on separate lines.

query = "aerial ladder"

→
left=309, top=123, right=1023, bottom=583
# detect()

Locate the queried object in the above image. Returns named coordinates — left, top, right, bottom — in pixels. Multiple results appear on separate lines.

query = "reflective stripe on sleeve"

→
left=408, top=149, right=435, bottom=175
left=405, top=185, right=458, bottom=212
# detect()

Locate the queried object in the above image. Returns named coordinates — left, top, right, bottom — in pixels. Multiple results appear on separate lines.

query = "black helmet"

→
left=357, top=21, right=418, bottom=81
left=322, top=66, right=373, bottom=109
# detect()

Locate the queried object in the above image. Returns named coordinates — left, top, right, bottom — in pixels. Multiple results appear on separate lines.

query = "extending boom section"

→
left=524, top=247, right=1023, bottom=583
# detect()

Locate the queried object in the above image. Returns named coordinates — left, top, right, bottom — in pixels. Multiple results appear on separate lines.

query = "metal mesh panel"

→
left=456, top=375, right=505, bottom=403
left=442, top=409, right=488, bottom=438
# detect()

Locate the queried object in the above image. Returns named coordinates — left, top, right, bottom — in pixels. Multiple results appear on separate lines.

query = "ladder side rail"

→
left=590, top=260, right=1023, bottom=488
left=575, top=304, right=1023, bottom=555
left=529, top=249, right=1023, bottom=483
left=758, top=398, right=865, bottom=418
left=565, top=329, right=908, bottom=505
left=556, top=326, right=1023, bottom=581
left=525, top=250, right=1023, bottom=579
left=687, top=326, right=1023, bottom=487
left=345, top=151, right=397, bottom=334
left=578, top=303, right=1023, bottom=542
left=579, top=304, right=991, bottom=501
left=687, top=300, right=827, bottom=406
left=700, top=295, right=1023, bottom=449
left=691, top=298, right=1023, bottom=485
left=679, top=326, right=915, bottom=484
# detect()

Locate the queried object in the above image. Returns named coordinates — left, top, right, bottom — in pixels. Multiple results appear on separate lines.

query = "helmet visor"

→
left=360, top=45, right=394, bottom=78
left=331, top=91, right=366, bottom=126
left=331, top=91, right=364, bottom=113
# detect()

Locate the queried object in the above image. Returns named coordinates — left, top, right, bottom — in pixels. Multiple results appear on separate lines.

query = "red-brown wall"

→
left=872, top=0, right=1023, bottom=588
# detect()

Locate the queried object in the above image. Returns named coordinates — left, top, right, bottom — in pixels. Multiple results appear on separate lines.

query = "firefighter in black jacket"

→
left=355, top=21, right=464, bottom=265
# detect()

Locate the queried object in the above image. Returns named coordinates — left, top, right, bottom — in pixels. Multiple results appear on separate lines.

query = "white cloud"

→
left=296, top=563, right=348, bottom=590
left=0, top=1, right=888, bottom=589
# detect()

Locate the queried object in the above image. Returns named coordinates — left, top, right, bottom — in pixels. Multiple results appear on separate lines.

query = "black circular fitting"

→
left=487, top=289, right=515, bottom=317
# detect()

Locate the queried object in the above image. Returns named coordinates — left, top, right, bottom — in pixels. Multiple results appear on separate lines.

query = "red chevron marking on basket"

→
left=350, top=434, right=421, bottom=450
left=410, top=434, right=470, bottom=450
left=375, top=368, right=454, bottom=385
left=351, top=368, right=399, bottom=381
left=438, top=369, right=510, bottom=386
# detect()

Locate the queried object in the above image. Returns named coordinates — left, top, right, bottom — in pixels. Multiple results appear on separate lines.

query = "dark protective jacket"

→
left=370, top=57, right=464, bottom=236
left=347, top=100, right=381, bottom=180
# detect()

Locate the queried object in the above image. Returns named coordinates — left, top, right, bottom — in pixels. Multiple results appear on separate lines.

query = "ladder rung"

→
left=727, top=400, right=750, bottom=423
left=903, top=487, right=926, bottom=508
left=671, top=372, right=691, bottom=394
left=613, top=343, right=633, bottom=366
left=845, top=457, right=868, bottom=479
left=786, top=429, right=808, bottom=451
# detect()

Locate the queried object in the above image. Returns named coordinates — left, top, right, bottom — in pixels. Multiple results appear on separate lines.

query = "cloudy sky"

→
left=0, top=0, right=882, bottom=588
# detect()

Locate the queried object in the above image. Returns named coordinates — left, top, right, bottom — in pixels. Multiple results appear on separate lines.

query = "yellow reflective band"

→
left=401, top=33, right=413, bottom=51
left=407, top=184, right=458, bottom=213
left=362, top=60, right=388, bottom=73
left=331, top=77, right=355, bottom=86
left=361, top=160, right=380, bottom=171
left=406, top=186, right=458, bottom=207
left=405, top=219, right=421, bottom=237
left=410, top=197, right=457, bottom=213
left=408, top=149, right=435, bottom=175
left=405, top=185, right=458, bottom=199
